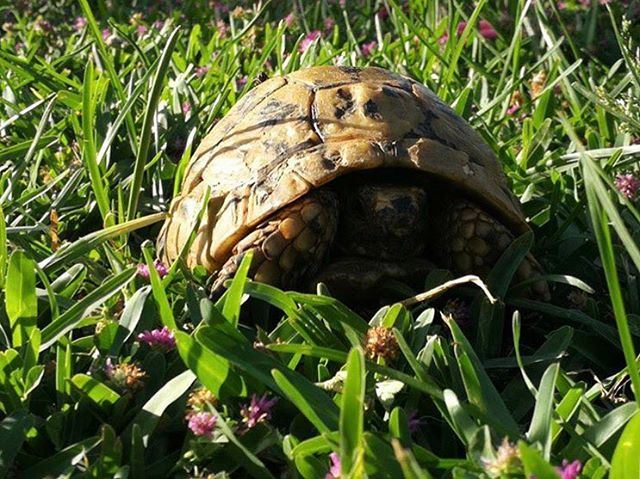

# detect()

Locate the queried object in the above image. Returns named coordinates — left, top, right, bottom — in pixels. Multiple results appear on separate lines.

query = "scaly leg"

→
left=211, top=190, right=338, bottom=296
left=434, top=198, right=550, bottom=300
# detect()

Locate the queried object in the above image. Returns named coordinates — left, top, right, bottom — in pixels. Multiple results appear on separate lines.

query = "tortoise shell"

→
left=157, top=66, right=528, bottom=273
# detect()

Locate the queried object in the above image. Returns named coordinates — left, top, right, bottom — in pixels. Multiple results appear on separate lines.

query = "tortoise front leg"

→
left=211, top=190, right=338, bottom=296
left=433, top=197, right=550, bottom=300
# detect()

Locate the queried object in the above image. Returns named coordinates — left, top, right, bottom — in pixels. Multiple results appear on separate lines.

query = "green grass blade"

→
left=268, top=342, right=442, bottom=399
left=0, top=411, right=32, bottom=477
left=196, top=322, right=279, bottom=390
left=267, top=343, right=347, bottom=362
left=3, top=95, right=57, bottom=202
left=294, top=455, right=327, bottom=478
left=130, top=424, right=144, bottom=478
left=222, top=250, right=253, bottom=326
left=391, top=438, right=432, bottom=479
left=610, top=410, right=640, bottom=479
left=196, top=321, right=339, bottom=429
left=210, top=405, right=276, bottom=479
left=527, top=363, right=559, bottom=458
left=142, top=244, right=176, bottom=331
left=23, top=436, right=101, bottom=478
left=0, top=135, right=58, bottom=163
left=243, top=281, right=300, bottom=315
left=81, top=61, right=112, bottom=226
left=126, top=370, right=195, bottom=445
left=581, top=153, right=640, bottom=407
left=518, top=441, right=559, bottom=479
left=55, top=338, right=72, bottom=405
left=0, top=49, right=79, bottom=91
left=445, top=316, right=520, bottom=438
left=583, top=155, right=640, bottom=272
left=340, top=347, right=366, bottom=474
left=109, top=286, right=151, bottom=357
left=511, top=311, right=537, bottom=394
left=172, top=127, right=198, bottom=198
left=126, top=27, right=180, bottom=222
left=175, top=330, right=237, bottom=397
left=388, top=407, right=412, bottom=448
left=70, top=374, right=121, bottom=415
left=5, top=251, right=37, bottom=348
left=78, top=0, right=138, bottom=150
left=393, top=329, right=442, bottom=394
left=39, top=213, right=165, bottom=273
left=51, top=264, right=86, bottom=299
left=363, top=433, right=407, bottom=479
left=507, top=297, right=620, bottom=348
left=95, top=57, right=160, bottom=166
left=0, top=205, right=6, bottom=290
left=562, top=402, right=637, bottom=459
left=40, top=267, right=136, bottom=351
left=272, top=368, right=339, bottom=435
left=442, top=389, right=478, bottom=446
left=476, top=232, right=533, bottom=358
left=551, top=385, right=585, bottom=445
left=439, top=0, right=487, bottom=95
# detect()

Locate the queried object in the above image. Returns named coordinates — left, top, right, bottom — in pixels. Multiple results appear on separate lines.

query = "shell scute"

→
left=181, top=76, right=287, bottom=193
left=314, top=83, right=423, bottom=142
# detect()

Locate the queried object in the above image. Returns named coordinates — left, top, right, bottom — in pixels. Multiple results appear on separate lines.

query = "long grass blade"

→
left=126, top=28, right=180, bottom=222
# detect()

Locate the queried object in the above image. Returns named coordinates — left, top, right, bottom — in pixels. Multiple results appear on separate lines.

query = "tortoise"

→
left=157, top=66, right=548, bottom=304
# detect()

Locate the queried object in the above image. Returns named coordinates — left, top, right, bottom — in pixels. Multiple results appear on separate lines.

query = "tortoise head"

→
left=337, top=183, right=428, bottom=260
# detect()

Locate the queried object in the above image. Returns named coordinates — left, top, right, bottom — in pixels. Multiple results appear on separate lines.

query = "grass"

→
left=1, top=0, right=640, bottom=477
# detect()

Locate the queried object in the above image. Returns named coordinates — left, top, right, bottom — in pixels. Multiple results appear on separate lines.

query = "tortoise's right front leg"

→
left=211, top=190, right=338, bottom=296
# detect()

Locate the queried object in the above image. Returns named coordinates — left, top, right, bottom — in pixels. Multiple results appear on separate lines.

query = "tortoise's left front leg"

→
left=433, top=197, right=550, bottom=300
left=211, top=190, right=338, bottom=296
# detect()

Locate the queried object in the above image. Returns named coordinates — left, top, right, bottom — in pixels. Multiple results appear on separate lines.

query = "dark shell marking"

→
left=333, top=88, right=355, bottom=119
left=363, top=99, right=382, bottom=120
